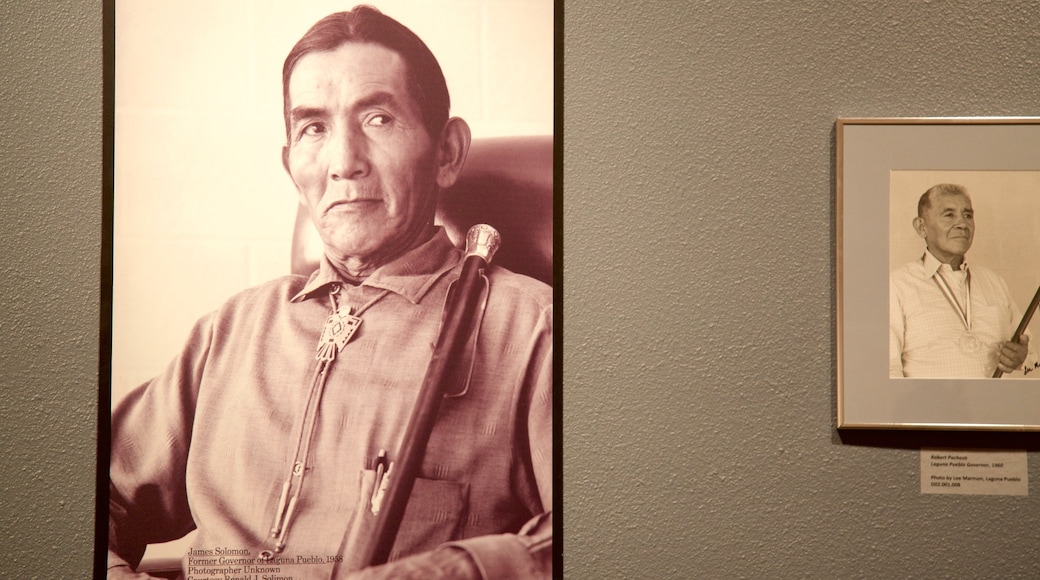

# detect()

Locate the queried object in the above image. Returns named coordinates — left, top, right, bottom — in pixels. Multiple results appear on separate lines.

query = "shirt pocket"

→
left=338, top=469, right=470, bottom=572
left=392, top=477, right=471, bottom=555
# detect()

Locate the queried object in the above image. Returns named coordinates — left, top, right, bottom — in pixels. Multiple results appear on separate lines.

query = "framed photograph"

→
left=103, top=1, right=557, bottom=578
left=837, top=118, right=1040, bottom=430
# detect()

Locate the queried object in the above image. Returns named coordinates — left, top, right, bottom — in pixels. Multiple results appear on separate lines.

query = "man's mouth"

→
left=328, top=198, right=381, bottom=212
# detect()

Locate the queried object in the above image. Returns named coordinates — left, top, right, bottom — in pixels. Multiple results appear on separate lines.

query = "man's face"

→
left=283, top=42, right=439, bottom=272
left=915, top=191, right=975, bottom=264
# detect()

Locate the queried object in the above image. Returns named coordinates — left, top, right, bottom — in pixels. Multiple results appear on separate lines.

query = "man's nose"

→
left=328, top=126, right=368, bottom=180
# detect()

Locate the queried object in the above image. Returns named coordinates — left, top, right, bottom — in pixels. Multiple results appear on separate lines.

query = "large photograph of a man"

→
left=889, top=172, right=1040, bottom=379
left=108, top=3, right=554, bottom=579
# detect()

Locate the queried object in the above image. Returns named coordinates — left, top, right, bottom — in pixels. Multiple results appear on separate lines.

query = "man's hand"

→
left=997, top=335, right=1030, bottom=373
left=344, top=547, right=479, bottom=580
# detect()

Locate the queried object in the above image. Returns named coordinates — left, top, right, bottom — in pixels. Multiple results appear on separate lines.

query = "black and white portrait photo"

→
left=108, top=2, right=555, bottom=578
left=888, top=172, right=1040, bottom=379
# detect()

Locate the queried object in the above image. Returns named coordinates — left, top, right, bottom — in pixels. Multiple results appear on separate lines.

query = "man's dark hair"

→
left=282, top=5, right=450, bottom=139
left=918, top=183, right=969, bottom=217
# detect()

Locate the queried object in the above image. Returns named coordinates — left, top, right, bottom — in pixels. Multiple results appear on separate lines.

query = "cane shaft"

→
left=357, top=225, right=500, bottom=567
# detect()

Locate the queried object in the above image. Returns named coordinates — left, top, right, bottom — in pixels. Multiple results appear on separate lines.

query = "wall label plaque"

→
left=920, top=448, right=1027, bottom=496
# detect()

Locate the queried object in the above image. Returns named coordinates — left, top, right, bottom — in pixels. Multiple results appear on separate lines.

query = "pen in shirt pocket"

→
left=370, top=449, right=388, bottom=512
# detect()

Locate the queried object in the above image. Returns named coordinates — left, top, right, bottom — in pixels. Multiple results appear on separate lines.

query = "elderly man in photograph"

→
left=890, top=183, right=1037, bottom=379
left=108, top=6, right=552, bottom=580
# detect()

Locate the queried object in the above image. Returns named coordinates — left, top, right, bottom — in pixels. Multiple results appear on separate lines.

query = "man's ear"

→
left=435, top=117, right=471, bottom=189
left=913, top=216, right=926, bottom=239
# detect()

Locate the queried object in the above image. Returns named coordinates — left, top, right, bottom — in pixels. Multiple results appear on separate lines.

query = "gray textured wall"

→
left=3, top=1, right=1040, bottom=578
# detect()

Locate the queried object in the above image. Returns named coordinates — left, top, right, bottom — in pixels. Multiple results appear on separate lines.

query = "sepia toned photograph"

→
left=106, top=1, right=556, bottom=578
left=888, top=172, right=1040, bottom=380
left=838, top=118, right=1040, bottom=430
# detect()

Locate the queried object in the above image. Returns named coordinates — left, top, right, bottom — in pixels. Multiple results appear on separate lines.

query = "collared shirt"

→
left=890, top=250, right=1037, bottom=378
left=109, top=229, right=553, bottom=579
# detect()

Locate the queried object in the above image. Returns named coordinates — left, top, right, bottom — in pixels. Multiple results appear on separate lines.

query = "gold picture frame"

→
left=837, top=117, right=1040, bottom=430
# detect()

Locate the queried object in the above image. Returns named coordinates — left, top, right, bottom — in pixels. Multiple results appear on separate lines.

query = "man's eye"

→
left=302, top=123, right=327, bottom=136
left=366, top=114, right=392, bottom=127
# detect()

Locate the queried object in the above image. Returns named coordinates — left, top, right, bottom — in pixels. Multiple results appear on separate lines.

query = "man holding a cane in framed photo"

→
left=107, top=6, right=553, bottom=579
left=890, top=183, right=1039, bottom=379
